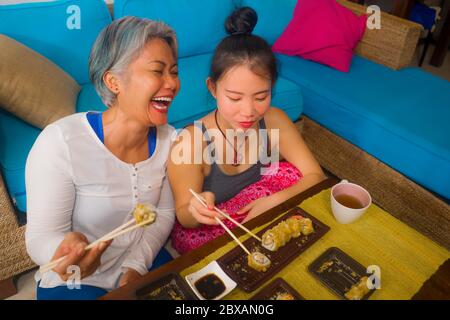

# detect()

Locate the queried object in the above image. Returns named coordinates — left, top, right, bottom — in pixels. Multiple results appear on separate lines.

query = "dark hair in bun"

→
left=225, top=7, right=257, bottom=35
left=209, top=7, right=278, bottom=86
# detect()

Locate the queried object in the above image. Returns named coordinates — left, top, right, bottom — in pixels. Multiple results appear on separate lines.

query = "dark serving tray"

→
left=250, top=278, right=304, bottom=300
left=217, top=207, right=330, bottom=293
left=308, top=247, right=375, bottom=300
left=135, top=272, right=198, bottom=300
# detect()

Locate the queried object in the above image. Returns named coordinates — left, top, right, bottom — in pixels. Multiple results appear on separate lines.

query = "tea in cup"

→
left=331, top=180, right=371, bottom=224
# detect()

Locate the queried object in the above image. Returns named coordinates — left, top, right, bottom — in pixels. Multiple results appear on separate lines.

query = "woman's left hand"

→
left=237, top=196, right=277, bottom=223
left=119, top=268, right=143, bottom=287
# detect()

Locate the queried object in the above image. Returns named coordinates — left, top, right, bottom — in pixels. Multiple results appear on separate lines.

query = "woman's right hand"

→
left=188, top=191, right=223, bottom=225
left=50, top=232, right=112, bottom=281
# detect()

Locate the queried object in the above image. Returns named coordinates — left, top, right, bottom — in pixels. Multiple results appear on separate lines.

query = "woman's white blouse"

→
left=25, top=113, right=176, bottom=291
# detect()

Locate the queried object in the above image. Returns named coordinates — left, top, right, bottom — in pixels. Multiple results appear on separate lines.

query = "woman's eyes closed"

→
left=256, top=95, right=268, bottom=102
left=151, top=69, right=178, bottom=76
left=228, top=96, right=241, bottom=102
left=227, top=96, right=268, bottom=102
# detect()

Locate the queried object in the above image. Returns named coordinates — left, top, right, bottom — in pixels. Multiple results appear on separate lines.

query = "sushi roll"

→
left=133, top=203, right=156, bottom=226
left=345, top=276, right=370, bottom=300
left=277, top=221, right=293, bottom=243
left=286, top=217, right=302, bottom=238
left=298, top=217, right=314, bottom=235
left=271, top=226, right=285, bottom=246
left=274, top=292, right=295, bottom=300
left=262, top=230, right=282, bottom=251
left=247, top=251, right=271, bottom=272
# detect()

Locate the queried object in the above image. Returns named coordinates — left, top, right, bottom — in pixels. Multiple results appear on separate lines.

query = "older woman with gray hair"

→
left=25, top=16, right=180, bottom=300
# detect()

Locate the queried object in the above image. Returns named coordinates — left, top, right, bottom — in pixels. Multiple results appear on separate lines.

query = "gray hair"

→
left=89, top=16, right=178, bottom=107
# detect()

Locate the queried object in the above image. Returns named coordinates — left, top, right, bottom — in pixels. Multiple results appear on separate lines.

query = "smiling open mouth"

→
left=151, top=96, right=173, bottom=112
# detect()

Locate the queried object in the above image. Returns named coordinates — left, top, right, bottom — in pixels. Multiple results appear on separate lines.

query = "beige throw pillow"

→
left=0, top=35, right=80, bottom=129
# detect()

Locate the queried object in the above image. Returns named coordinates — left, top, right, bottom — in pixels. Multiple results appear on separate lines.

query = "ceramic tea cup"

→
left=330, top=180, right=372, bottom=224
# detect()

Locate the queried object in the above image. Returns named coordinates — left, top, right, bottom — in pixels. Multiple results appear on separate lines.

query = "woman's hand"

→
left=51, top=232, right=112, bottom=281
left=119, top=268, right=143, bottom=287
left=188, top=191, right=223, bottom=225
left=238, top=196, right=277, bottom=223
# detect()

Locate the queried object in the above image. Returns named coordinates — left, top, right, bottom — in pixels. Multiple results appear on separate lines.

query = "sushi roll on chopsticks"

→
left=133, top=203, right=156, bottom=226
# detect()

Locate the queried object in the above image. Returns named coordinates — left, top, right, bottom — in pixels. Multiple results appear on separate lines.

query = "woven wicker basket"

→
left=0, top=173, right=35, bottom=282
left=338, top=0, right=422, bottom=70
left=0, top=174, right=17, bottom=235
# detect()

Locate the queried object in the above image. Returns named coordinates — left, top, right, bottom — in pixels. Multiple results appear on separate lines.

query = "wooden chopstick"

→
left=214, top=217, right=250, bottom=255
left=101, top=219, right=152, bottom=242
left=188, top=189, right=262, bottom=242
left=189, top=189, right=250, bottom=255
left=39, top=216, right=153, bottom=274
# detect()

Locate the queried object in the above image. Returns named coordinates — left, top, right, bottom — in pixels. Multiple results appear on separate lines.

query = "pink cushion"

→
left=272, top=0, right=367, bottom=72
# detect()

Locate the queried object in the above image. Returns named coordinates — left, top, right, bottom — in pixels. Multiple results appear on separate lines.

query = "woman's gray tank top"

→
left=201, top=119, right=268, bottom=203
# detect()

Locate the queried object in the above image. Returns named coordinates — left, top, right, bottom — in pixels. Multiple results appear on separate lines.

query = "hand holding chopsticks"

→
left=39, top=204, right=156, bottom=275
left=189, top=189, right=261, bottom=242
left=189, top=189, right=273, bottom=273
left=189, top=189, right=251, bottom=255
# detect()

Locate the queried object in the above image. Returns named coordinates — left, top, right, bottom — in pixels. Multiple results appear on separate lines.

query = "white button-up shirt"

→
left=25, top=113, right=176, bottom=291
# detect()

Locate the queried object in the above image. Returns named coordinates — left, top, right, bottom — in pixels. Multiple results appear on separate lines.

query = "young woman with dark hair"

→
left=168, top=7, right=325, bottom=254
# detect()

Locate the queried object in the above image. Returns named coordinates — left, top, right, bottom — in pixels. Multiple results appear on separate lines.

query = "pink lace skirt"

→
left=171, top=162, right=302, bottom=254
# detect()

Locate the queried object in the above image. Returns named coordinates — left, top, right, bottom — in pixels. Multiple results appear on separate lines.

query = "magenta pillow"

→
left=272, top=0, right=367, bottom=72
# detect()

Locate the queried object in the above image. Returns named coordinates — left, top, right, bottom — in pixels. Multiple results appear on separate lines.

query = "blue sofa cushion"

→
left=170, top=53, right=303, bottom=128
left=114, top=0, right=235, bottom=58
left=0, top=0, right=111, bottom=84
left=238, top=0, right=297, bottom=45
left=277, top=54, right=450, bottom=199
left=0, top=109, right=40, bottom=212
left=76, top=83, right=108, bottom=113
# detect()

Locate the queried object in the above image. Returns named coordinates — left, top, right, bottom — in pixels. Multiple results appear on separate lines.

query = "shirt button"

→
left=134, top=186, right=137, bottom=190
left=133, top=173, right=136, bottom=177
left=134, top=195, right=138, bottom=198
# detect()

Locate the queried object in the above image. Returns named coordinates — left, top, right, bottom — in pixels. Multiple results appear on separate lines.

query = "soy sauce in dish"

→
left=194, top=273, right=226, bottom=299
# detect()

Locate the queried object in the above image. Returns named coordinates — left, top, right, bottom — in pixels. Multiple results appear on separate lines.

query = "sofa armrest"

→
left=338, top=0, right=423, bottom=70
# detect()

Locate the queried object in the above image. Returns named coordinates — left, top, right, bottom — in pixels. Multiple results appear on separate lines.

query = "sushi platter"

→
left=217, top=207, right=330, bottom=292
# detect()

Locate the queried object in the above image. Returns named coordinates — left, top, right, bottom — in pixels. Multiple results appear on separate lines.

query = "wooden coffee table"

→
left=100, top=177, right=449, bottom=300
